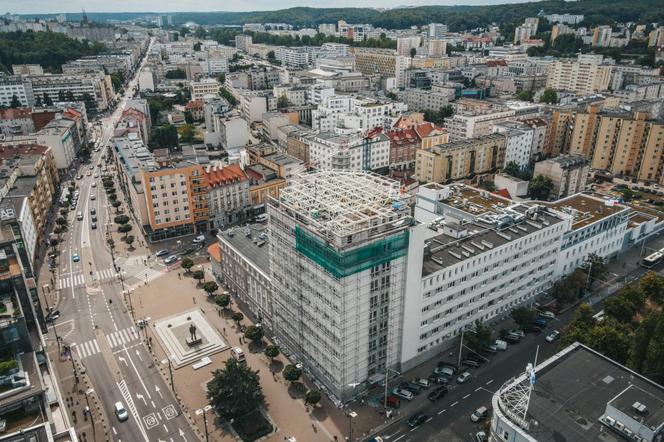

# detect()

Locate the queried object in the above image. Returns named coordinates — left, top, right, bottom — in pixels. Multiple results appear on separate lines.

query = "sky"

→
left=8, top=0, right=532, bottom=14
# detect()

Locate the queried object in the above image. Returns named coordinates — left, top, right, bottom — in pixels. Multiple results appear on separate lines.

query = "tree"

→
left=107, top=238, right=115, bottom=252
left=125, top=235, right=135, bottom=249
left=108, top=193, right=118, bottom=202
left=264, top=344, right=280, bottom=362
left=43, top=92, right=53, bottom=106
left=603, top=295, right=637, bottom=324
left=118, top=224, right=132, bottom=238
left=59, top=208, right=69, bottom=216
left=640, top=271, right=664, bottom=305
left=165, top=69, right=187, bottom=79
left=266, top=50, right=275, bottom=60
left=283, top=364, right=302, bottom=385
left=55, top=216, right=68, bottom=227
left=178, top=124, right=197, bottom=143
left=193, top=41, right=202, bottom=51
left=151, top=124, right=179, bottom=149
left=111, top=200, right=122, bottom=212
left=277, top=95, right=289, bottom=109
left=585, top=253, right=607, bottom=287
left=9, top=94, right=21, bottom=108
left=214, top=293, right=230, bottom=314
left=232, top=311, right=244, bottom=325
left=244, top=325, right=264, bottom=344
left=539, top=88, right=558, bottom=104
left=503, top=161, right=521, bottom=178
left=219, top=87, right=238, bottom=106
left=516, top=90, right=534, bottom=102
left=181, top=257, right=194, bottom=273
left=114, top=215, right=130, bottom=225
left=511, top=307, right=535, bottom=331
left=203, top=281, right=218, bottom=296
left=304, top=389, right=322, bottom=407
left=184, top=110, right=194, bottom=124
left=464, top=321, right=492, bottom=353
left=410, top=47, right=417, bottom=58
left=630, top=311, right=660, bottom=372
left=528, top=175, right=554, bottom=200
left=207, top=358, right=265, bottom=419
left=587, top=323, right=631, bottom=364
left=643, top=313, right=664, bottom=383
left=192, top=270, right=205, bottom=283
left=53, top=226, right=65, bottom=239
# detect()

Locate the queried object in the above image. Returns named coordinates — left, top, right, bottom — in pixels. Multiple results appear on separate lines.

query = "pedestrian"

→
left=178, top=273, right=181, bottom=280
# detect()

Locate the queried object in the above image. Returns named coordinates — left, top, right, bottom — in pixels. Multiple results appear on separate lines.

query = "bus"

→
left=642, top=251, right=664, bottom=268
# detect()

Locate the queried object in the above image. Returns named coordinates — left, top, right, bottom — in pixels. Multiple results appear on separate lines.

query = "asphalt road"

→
left=46, top=38, right=198, bottom=442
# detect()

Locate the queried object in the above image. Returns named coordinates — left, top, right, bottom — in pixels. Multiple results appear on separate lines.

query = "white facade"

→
left=308, top=132, right=390, bottom=171
left=0, top=76, right=33, bottom=107
left=240, top=92, right=269, bottom=123
left=493, top=123, right=534, bottom=169
left=312, top=95, right=406, bottom=132
left=190, top=79, right=220, bottom=101
left=447, top=110, right=517, bottom=141
left=401, top=184, right=570, bottom=370
left=138, top=69, right=156, bottom=92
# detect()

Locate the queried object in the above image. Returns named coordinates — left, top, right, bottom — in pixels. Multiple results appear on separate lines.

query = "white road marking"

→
left=475, top=387, right=482, bottom=392
left=425, top=417, right=432, bottom=423
left=462, top=394, right=471, bottom=399
left=112, top=427, right=117, bottom=435
left=486, top=379, right=493, bottom=385
left=394, top=435, right=405, bottom=442
left=450, top=401, right=459, bottom=407
left=437, top=409, right=446, bottom=415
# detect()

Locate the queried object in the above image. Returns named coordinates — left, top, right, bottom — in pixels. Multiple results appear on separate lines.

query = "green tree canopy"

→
left=282, top=364, right=302, bottom=384
left=528, top=175, right=554, bottom=200
left=207, top=358, right=265, bottom=419
left=181, top=258, right=194, bottom=272
left=203, top=281, right=219, bottom=295
left=539, top=88, right=558, bottom=104
left=244, top=325, right=264, bottom=344
left=264, top=344, right=279, bottom=361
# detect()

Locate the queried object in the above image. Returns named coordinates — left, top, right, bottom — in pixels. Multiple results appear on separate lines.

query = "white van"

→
left=256, top=213, right=268, bottom=223
left=231, top=347, right=245, bottom=363
left=76, top=212, right=83, bottom=221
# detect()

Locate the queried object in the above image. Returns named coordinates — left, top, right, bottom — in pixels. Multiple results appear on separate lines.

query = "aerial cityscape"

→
left=1, top=1, right=664, bottom=442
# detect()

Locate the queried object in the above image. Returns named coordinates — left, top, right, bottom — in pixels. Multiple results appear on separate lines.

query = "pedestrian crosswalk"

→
left=106, top=326, right=140, bottom=348
left=94, top=268, right=118, bottom=281
left=74, top=338, right=101, bottom=359
left=72, top=326, right=140, bottom=360
left=56, top=273, right=85, bottom=290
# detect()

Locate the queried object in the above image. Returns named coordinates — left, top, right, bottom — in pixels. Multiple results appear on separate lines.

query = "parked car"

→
left=433, top=366, right=455, bottom=377
left=470, top=406, right=488, bottom=422
left=505, top=334, right=522, bottom=344
left=545, top=330, right=561, bottom=342
left=484, top=345, right=498, bottom=353
left=164, top=255, right=179, bottom=265
left=538, top=310, right=557, bottom=320
left=534, top=319, right=548, bottom=328
left=192, top=235, right=206, bottom=244
left=398, top=381, right=422, bottom=395
left=91, top=216, right=97, bottom=222
left=475, top=431, right=488, bottom=442
left=156, top=249, right=170, bottom=257
left=385, top=395, right=401, bottom=409
left=90, top=208, right=96, bottom=215
left=406, top=412, right=428, bottom=428
left=494, top=340, right=508, bottom=350
left=428, top=374, right=449, bottom=385
left=392, top=388, right=414, bottom=401
left=509, top=329, right=525, bottom=339
left=91, top=222, right=97, bottom=230
left=462, top=359, right=481, bottom=368
left=90, top=194, right=96, bottom=200
left=413, top=378, right=430, bottom=389
left=457, top=372, right=471, bottom=384
left=427, top=386, right=448, bottom=401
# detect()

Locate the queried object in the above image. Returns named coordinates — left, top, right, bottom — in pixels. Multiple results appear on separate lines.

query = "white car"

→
left=545, top=330, right=561, bottom=342
left=192, top=235, right=206, bottom=244
left=114, top=402, right=128, bottom=422
left=457, top=372, right=471, bottom=384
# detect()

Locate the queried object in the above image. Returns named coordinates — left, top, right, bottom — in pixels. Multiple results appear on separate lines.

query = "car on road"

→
left=545, top=330, right=561, bottom=342
left=76, top=175, right=83, bottom=180
left=392, top=388, right=414, bottom=401
left=534, top=318, right=548, bottom=328
left=114, top=402, right=128, bottom=422
left=90, top=194, right=96, bottom=200
left=91, top=215, right=97, bottom=222
left=433, top=366, right=455, bottom=377
left=91, top=182, right=96, bottom=187
left=164, top=255, right=180, bottom=265
left=72, top=253, right=80, bottom=262
left=470, top=406, right=488, bottom=422
left=90, top=208, right=96, bottom=215
left=86, top=171, right=92, bottom=176
left=406, top=412, right=428, bottom=428
left=156, top=249, right=170, bottom=257
left=91, top=222, right=97, bottom=229
left=413, top=378, right=430, bottom=389
left=457, top=372, right=471, bottom=384
left=398, top=381, right=422, bottom=395
left=427, top=386, right=448, bottom=401
left=192, top=235, right=206, bottom=244
left=45, top=309, right=60, bottom=322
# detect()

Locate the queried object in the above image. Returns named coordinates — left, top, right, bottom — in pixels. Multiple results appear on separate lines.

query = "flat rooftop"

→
left=441, top=184, right=514, bottom=217
left=218, top=223, right=270, bottom=274
left=497, top=343, right=664, bottom=442
left=545, top=193, right=628, bottom=231
left=422, top=204, right=564, bottom=276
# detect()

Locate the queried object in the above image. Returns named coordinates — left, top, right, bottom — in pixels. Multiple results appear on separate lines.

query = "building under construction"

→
left=267, top=170, right=411, bottom=403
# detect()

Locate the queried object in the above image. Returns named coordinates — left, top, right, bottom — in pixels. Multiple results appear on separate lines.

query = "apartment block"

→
left=402, top=183, right=568, bottom=369
left=446, top=109, right=517, bottom=141
left=533, top=155, right=590, bottom=200
left=0, top=75, right=34, bottom=107
left=190, top=78, right=220, bottom=100
left=414, top=133, right=506, bottom=183
left=206, top=164, right=249, bottom=229
left=307, top=129, right=390, bottom=172
left=385, top=128, right=420, bottom=171
left=546, top=58, right=612, bottom=94
left=29, top=73, right=114, bottom=112
left=0, top=107, right=35, bottom=136
left=268, top=171, right=411, bottom=401
left=493, top=121, right=535, bottom=169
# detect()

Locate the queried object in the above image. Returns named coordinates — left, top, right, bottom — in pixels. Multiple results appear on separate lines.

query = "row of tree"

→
left=560, top=271, right=664, bottom=383
left=0, top=30, right=106, bottom=73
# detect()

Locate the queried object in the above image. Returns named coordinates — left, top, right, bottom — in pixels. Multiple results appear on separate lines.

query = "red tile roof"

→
left=0, top=107, right=32, bottom=120
left=207, top=243, right=221, bottom=263
left=493, top=188, right=512, bottom=199
left=185, top=100, right=204, bottom=110
left=414, top=122, right=446, bottom=139
left=121, top=107, right=147, bottom=121
left=205, top=164, right=247, bottom=187
left=386, top=128, right=419, bottom=145
left=487, top=60, right=508, bottom=67
left=0, top=144, right=50, bottom=159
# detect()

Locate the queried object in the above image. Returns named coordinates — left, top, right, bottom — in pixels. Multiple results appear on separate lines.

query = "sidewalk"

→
left=128, top=266, right=346, bottom=442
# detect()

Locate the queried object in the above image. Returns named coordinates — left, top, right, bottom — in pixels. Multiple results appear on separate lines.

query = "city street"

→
left=42, top=37, right=198, bottom=442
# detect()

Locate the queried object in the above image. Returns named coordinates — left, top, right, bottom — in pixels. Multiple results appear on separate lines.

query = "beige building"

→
left=533, top=155, right=590, bottom=200
left=414, top=133, right=506, bottom=183
left=648, top=27, right=664, bottom=47
left=546, top=59, right=612, bottom=94
left=549, top=104, right=664, bottom=184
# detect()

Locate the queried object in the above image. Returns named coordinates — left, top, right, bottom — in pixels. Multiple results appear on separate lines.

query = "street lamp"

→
left=195, top=405, right=212, bottom=442
left=161, top=355, right=176, bottom=394
left=346, top=410, right=357, bottom=442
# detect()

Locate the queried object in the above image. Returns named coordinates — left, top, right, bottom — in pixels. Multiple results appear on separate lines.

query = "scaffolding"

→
left=278, top=170, right=410, bottom=238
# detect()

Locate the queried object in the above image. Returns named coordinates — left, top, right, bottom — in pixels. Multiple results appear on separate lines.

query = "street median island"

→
left=154, top=309, right=227, bottom=368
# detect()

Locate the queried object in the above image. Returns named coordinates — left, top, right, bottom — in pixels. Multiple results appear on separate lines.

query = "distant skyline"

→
left=8, top=0, right=534, bottom=15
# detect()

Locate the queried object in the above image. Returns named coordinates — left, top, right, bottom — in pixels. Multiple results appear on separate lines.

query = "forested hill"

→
left=25, top=0, right=664, bottom=31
